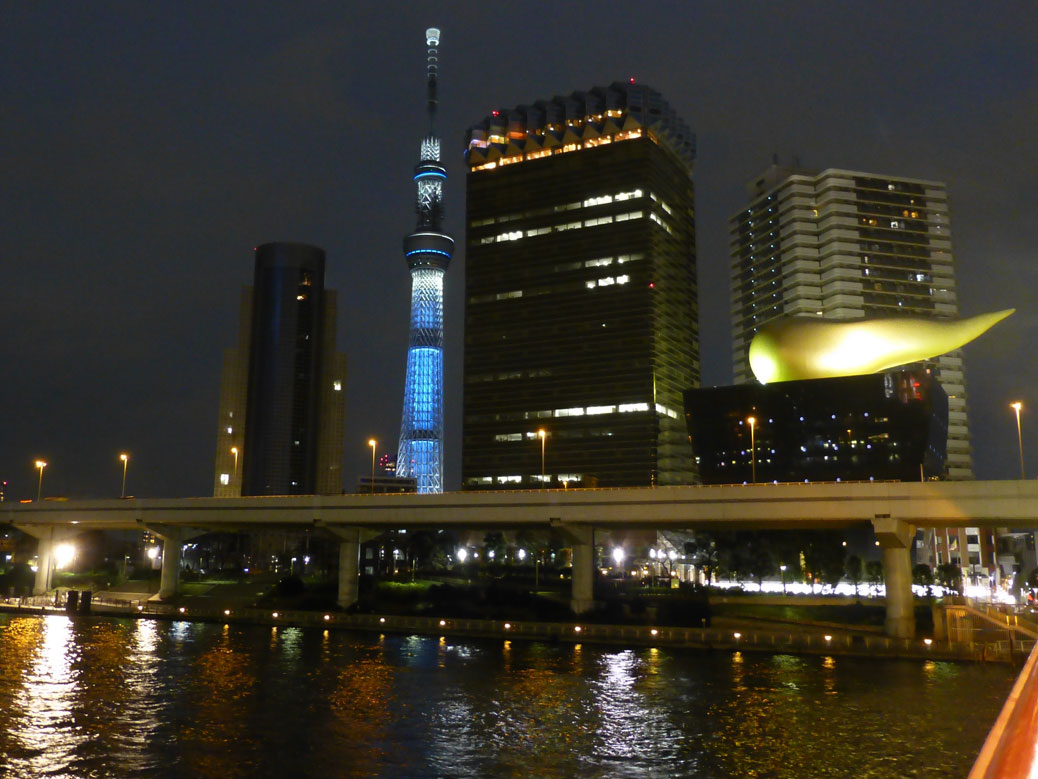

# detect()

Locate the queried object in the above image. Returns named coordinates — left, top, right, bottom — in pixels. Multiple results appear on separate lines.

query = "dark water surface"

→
left=0, top=614, right=1015, bottom=778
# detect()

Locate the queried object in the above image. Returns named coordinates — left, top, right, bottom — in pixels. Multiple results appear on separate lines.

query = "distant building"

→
left=355, top=475, right=418, bottom=494
left=729, top=166, right=972, bottom=480
left=683, top=369, right=948, bottom=484
left=462, top=81, right=699, bottom=489
left=213, top=242, right=346, bottom=496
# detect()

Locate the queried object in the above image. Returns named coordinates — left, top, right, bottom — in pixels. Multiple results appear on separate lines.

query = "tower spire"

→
left=425, top=27, right=439, bottom=131
left=397, top=27, right=453, bottom=494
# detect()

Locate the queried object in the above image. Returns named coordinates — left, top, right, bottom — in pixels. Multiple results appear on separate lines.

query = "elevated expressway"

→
left=6, top=480, right=1038, bottom=638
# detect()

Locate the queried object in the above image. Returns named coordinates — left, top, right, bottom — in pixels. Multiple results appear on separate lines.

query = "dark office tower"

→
left=213, top=242, right=347, bottom=496
left=462, top=83, right=698, bottom=489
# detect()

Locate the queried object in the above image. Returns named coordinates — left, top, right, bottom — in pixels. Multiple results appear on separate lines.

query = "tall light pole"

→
left=537, top=429, right=547, bottom=486
left=1011, top=402, right=1025, bottom=479
left=747, top=416, right=757, bottom=483
left=369, top=439, right=377, bottom=494
left=34, top=460, right=47, bottom=502
left=230, top=446, right=239, bottom=476
left=119, top=453, right=129, bottom=499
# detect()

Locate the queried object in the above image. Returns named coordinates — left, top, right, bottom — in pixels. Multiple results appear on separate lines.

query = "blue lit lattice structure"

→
left=397, top=28, right=453, bottom=494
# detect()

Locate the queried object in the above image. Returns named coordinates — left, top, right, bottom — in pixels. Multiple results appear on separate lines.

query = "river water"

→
left=0, top=613, right=1015, bottom=778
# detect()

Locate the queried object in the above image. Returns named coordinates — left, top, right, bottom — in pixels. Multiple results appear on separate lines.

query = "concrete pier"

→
left=155, top=527, right=184, bottom=600
left=337, top=530, right=361, bottom=610
left=33, top=531, right=54, bottom=595
left=873, top=516, right=916, bottom=639
left=564, top=525, right=595, bottom=615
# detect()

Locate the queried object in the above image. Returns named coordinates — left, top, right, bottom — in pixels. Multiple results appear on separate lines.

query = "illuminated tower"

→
left=396, top=27, right=453, bottom=494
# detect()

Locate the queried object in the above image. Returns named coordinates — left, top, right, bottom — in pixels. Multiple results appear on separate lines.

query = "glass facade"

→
left=462, top=83, right=698, bottom=489
left=243, top=243, right=326, bottom=495
left=684, top=369, right=948, bottom=485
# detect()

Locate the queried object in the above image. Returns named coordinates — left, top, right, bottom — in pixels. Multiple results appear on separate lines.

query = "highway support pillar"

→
left=325, top=526, right=372, bottom=610
left=556, top=523, right=595, bottom=615
left=34, top=529, right=55, bottom=595
left=145, top=525, right=202, bottom=600
left=14, top=524, right=76, bottom=595
left=873, top=516, right=916, bottom=639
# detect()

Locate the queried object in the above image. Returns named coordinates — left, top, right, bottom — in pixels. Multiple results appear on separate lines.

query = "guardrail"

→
left=969, top=640, right=1038, bottom=778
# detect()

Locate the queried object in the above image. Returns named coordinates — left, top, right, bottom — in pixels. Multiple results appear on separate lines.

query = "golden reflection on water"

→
left=178, top=627, right=262, bottom=778
left=319, top=642, right=393, bottom=774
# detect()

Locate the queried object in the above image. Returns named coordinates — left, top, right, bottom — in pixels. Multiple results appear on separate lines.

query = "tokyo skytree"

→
left=396, top=27, right=453, bottom=493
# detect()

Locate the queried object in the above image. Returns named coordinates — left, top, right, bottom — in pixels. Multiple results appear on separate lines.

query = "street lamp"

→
left=119, top=453, right=129, bottom=499
left=368, top=439, right=377, bottom=494
left=780, top=563, right=787, bottom=595
left=230, top=446, right=239, bottom=475
left=34, top=460, right=47, bottom=501
left=537, top=429, right=547, bottom=486
left=1011, top=402, right=1025, bottom=479
left=747, top=416, right=757, bottom=483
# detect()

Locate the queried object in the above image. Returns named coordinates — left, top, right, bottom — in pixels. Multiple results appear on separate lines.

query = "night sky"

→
left=1, top=1, right=1035, bottom=500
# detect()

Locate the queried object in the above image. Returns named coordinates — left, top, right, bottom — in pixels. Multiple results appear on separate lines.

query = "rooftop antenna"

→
left=426, top=27, right=440, bottom=133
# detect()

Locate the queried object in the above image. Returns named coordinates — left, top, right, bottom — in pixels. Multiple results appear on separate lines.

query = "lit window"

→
left=586, top=405, right=616, bottom=415
left=333, top=381, right=342, bottom=391
left=226, top=427, right=233, bottom=434
left=555, top=407, right=585, bottom=417
left=220, top=473, right=230, bottom=486
left=616, top=275, right=629, bottom=284
left=586, top=257, right=613, bottom=268
left=619, top=402, right=650, bottom=413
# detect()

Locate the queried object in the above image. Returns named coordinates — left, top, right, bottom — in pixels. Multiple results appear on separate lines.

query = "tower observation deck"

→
left=397, top=27, right=453, bottom=493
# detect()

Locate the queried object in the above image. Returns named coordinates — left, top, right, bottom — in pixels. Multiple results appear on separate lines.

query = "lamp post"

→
left=1011, top=402, right=1025, bottom=479
left=537, top=429, right=547, bottom=486
left=780, top=563, right=787, bottom=595
left=34, top=460, right=47, bottom=501
left=368, top=439, right=377, bottom=494
left=231, top=446, right=239, bottom=476
left=119, top=453, right=129, bottom=499
left=747, top=416, right=757, bottom=483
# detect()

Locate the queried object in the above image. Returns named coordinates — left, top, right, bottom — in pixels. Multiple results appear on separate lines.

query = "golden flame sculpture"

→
left=749, top=309, right=1014, bottom=384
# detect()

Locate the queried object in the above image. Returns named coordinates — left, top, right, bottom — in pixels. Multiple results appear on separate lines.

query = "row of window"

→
left=474, top=210, right=656, bottom=246
left=465, top=473, right=586, bottom=486
left=470, top=402, right=680, bottom=426
left=469, top=129, right=647, bottom=171
left=467, top=254, right=646, bottom=305
left=471, top=188, right=675, bottom=230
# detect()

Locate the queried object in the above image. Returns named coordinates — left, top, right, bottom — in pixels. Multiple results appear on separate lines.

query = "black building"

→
left=462, top=82, right=699, bottom=489
left=684, top=370, right=948, bottom=484
left=213, top=242, right=346, bottom=497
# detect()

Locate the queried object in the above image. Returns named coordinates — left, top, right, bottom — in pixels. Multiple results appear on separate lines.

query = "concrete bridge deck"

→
left=5, top=480, right=1038, bottom=641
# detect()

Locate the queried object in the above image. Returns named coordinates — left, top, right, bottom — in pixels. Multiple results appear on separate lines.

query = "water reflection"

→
left=10, top=616, right=79, bottom=777
left=0, top=615, right=1018, bottom=778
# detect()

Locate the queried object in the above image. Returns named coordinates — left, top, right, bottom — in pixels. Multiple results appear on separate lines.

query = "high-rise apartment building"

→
left=729, top=166, right=972, bottom=479
left=462, top=82, right=698, bottom=489
left=396, top=28, right=453, bottom=494
left=213, top=242, right=346, bottom=496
